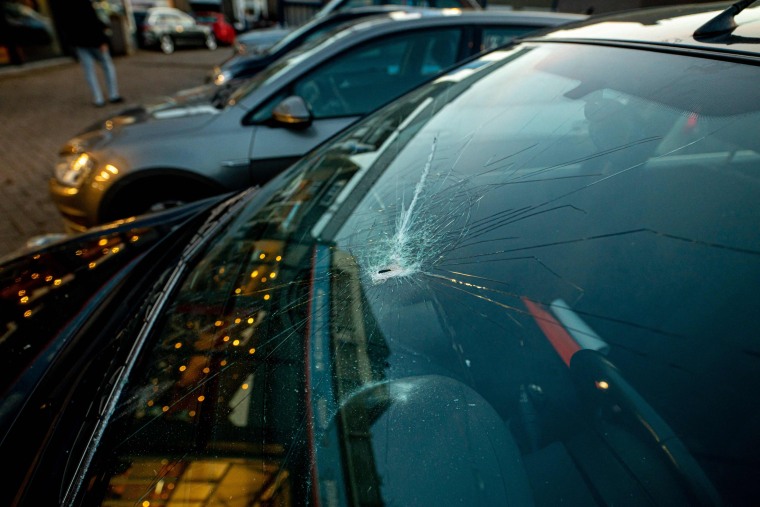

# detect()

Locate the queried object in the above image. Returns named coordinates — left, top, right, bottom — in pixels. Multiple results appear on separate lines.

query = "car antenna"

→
left=694, top=0, right=757, bottom=38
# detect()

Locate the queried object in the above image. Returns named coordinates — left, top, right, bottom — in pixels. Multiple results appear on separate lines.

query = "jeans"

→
left=75, top=45, right=120, bottom=105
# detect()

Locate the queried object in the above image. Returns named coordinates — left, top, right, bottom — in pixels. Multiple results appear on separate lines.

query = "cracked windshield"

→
left=88, top=42, right=760, bottom=505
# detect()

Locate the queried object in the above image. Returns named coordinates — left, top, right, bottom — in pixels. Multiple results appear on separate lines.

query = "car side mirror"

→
left=271, top=96, right=313, bottom=130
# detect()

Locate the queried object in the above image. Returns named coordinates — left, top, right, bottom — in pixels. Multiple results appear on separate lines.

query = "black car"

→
left=134, top=6, right=217, bottom=54
left=4, top=1, right=760, bottom=505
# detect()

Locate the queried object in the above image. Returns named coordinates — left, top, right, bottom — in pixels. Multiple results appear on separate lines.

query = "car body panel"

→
left=540, top=1, right=760, bottom=56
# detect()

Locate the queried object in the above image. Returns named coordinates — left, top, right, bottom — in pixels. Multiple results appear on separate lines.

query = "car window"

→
left=291, top=29, right=462, bottom=118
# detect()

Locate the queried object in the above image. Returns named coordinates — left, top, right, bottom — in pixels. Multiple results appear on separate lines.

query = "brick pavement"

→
left=0, top=47, right=228, bottom=259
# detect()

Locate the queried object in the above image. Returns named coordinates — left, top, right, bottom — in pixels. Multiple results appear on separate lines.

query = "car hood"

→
left=73, top=85, right=229, bottom=149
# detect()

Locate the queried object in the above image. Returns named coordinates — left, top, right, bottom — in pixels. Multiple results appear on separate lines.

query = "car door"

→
left=246, top=27, right=464, bottom=183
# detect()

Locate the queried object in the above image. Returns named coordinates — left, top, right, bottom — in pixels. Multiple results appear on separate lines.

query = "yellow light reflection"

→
left=98, top=239, right=108, bottom=246
left=179, top=365, right=187, bottom=372
left=53, top=279, right=62, bottom=286
left=264, top=294, right=270, bottom=301
left=270, top=272, right=277, bottom=279
left=223, top=336, right=230, bottom=342
left=250, top=270, right=259, bottom=278
left=220, top=360, right=227, bottom=366
left=596, top=380, right=610, bottom=390
left=18, top=290, right=25, bottom=296
left=174, top=342, right=182, bottom=349
left=232, top=340, right=240, bottom=346
left=235, top=288, right=241, bottom=294
left=24, top=310, right=32, bottom=318
left=31, top=273, right=39, bottom=280
left=275, top=255, right=282, bottom=262
left=248, top=348, right=256, bottom=355
left=241, top=383, right=249, bottom=390
left=20, top=296, right=29, bottom=304
left=162, top=406, right=169, bottom=412
left=197, top=395, right=205, bottom=402
left=203, top=367, right=210, bottom=374
left=215, top=320, right=223, bottom=327
left=247, top=317, right=254, bottom=324
left=130, top=235, right=139, bottom=243
left=235, top=318, right=241, bottom=324
left=88, top=262, right=96, bottom=269
left=259, top=253, right=266, bottom=259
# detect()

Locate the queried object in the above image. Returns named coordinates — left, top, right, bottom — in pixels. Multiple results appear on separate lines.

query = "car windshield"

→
left=84, top=42, right=760, bottom=505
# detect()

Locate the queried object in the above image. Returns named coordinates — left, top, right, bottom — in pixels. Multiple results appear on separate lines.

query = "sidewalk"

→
left=0, top=48, right=227, bottom=259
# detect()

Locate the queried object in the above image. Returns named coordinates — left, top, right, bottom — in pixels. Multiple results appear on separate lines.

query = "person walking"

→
left=58, top=0, right=123, bottom=107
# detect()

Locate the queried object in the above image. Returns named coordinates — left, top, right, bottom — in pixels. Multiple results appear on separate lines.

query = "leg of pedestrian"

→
left=76, top=47, right=105, bottom=106
left=95, top=44, right=122, bottom=103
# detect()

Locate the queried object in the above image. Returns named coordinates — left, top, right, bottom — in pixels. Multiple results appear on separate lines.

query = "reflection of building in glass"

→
left=103, top=457, right=292, bottom=506
left=330, top=249, right=390, bottom=507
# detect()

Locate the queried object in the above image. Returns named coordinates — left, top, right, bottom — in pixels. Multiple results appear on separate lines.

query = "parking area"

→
left=0, top=48, right=225, bottom=259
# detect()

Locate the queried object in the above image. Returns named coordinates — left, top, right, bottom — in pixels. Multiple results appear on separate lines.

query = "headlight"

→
left=214, top=69, right=233, bottom=86
left=55, top=152, right=95, bottom=187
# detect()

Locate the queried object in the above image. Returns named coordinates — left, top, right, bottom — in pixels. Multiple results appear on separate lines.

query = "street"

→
left=0, top=47, right=227, bottom=259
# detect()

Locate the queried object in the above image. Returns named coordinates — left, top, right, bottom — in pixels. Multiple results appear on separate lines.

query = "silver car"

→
left=49, top=9, right=585, bottom=232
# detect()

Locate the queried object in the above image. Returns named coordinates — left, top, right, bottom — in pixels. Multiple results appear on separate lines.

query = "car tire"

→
left=205, top=33, right=217, bottom=51
left=160, top=34, right=175, bottom=54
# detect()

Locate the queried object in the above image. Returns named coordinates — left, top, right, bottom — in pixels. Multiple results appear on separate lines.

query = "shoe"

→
left=109, top=97, right=125, bottom=104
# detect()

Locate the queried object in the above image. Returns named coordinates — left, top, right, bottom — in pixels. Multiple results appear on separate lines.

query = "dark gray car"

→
left=49, top=9, right=585, bottom=232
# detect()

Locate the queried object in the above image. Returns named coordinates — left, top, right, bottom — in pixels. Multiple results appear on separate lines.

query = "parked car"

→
left=193, top=10, right=236, bottom=46
left=229, top=0, right=482, bottom=58
left=0, top=1, right=54, bottom=46
left=211, top=5, right=438, bottom=85
left=134, top=6, right=217, bottom=54
left=8, top=2, right=760, bottom=505
left=49, top=9, right=585, bottom=232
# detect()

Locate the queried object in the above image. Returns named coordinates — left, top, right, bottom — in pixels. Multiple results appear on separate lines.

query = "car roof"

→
left=536, top=1, right=760, bottom=58
left=320, top=8, right=588, bottom=33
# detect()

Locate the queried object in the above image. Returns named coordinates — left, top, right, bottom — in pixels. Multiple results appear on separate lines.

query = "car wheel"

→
left=160, top=35, right=174, bottom=54
left=205, top=33, right=217, bottom=51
